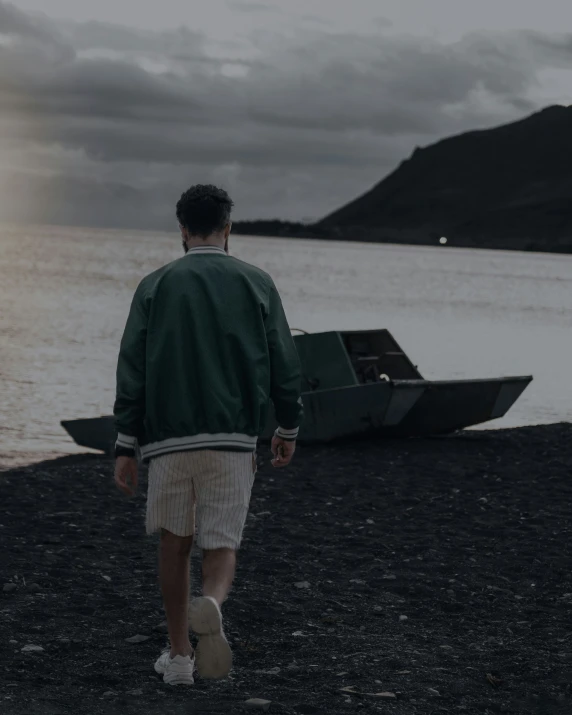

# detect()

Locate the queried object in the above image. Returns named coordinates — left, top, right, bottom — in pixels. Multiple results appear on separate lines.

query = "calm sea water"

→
left=1, top=224, right=571, bottom=468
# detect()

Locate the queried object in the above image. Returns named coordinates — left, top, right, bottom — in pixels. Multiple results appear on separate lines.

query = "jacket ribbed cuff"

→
left=275, top=426, right=299, bottom=441
left=115, top=432, right=137, bottom=458
left=116, top=433, right=137, bottom=448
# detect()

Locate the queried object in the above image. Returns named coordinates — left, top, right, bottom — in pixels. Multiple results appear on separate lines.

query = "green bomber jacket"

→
left=114, top=245, right=303, bottom=461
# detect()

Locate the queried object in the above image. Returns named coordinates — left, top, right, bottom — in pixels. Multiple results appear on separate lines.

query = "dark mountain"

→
left=233, top=106, right=572, bottom=253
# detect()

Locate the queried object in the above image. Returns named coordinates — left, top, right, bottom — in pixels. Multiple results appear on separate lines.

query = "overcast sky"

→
left=1, top=0, right=572, bottom=228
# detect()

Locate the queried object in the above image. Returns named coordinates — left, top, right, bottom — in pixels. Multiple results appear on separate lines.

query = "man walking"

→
left=113, top=185, right=303, bottom=686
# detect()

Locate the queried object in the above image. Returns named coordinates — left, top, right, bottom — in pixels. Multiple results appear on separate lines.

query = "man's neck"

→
left=186, top=240, right=225, bottom=250
left=184, top=235, right=227, bottom=253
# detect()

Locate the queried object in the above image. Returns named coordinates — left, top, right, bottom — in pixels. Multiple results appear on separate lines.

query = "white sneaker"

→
left=154, top=647, right=195, bottom=686
left=188, top=596, right=233, bottom=679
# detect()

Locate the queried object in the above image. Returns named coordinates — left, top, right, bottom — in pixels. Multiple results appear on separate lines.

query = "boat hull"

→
left=383, top=376, right=532, bottom=437
left=61, top=417, right=116, bottom=454
left=60, top=376, right=532, bottom=453
left=260, top=380, right=425, bottom=442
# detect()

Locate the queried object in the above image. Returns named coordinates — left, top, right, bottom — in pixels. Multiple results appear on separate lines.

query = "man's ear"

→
left=225, top=222, right=232, bottom=238
left=180, top=225, right=189, bottom=253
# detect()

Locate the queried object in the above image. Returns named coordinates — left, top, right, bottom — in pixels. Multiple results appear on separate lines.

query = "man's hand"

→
left=114, top=456, right=138, bottom=496
left=271, top=436, right=296, bottom=468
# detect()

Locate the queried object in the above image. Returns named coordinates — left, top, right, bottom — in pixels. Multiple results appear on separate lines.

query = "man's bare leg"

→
left=159, top=529, right=194, bottom=658
left=201, top=548, right=237, bottom=606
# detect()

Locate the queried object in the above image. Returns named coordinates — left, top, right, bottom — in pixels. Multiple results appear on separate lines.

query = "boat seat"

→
left=355, top=356, right=380, bottom=364
left=353, top=352, right=406, bottom=362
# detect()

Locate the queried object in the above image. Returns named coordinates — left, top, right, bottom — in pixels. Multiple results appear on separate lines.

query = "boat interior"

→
left=294, top=329, right=423, bottom=392
left=342, top=330, right=423, bottom=383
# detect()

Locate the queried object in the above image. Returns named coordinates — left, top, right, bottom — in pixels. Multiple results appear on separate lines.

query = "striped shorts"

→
left=146, top=449, right=257, bottom=550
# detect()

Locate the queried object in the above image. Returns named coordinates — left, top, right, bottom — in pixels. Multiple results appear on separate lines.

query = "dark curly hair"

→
left=176, top=184, right=234, bottom=237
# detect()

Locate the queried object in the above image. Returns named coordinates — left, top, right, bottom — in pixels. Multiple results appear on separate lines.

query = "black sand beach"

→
left=1, top=424, right=571, bottom=715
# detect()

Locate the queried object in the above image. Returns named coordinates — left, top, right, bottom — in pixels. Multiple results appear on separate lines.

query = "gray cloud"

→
left=2, top=58, right=201, bottom=123
left=0, top=1, right=569, bottom=226
left=372, top=17, right=392, bottom=28
left=63, top=20, right=206, bottom=59
left=0, top=1, right=57, bottom=42
left=521, top=30, right=572, bottom=66
left=230, top=1, right=281, bottom=13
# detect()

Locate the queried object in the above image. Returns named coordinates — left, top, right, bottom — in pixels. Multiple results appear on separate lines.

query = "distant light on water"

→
left=439, top=237, right=448, bottom=245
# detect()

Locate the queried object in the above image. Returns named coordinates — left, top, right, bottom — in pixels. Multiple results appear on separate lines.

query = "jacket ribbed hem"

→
left=139, top=433, right=258, bottom=460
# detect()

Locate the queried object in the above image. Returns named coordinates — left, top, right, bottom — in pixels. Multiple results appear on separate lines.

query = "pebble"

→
left=21, top=645, right=44, bottom=653
left=28, top=584, right=42, bottom=593
left=153, top=621, right=168, bottom=633
left=383, top=574, right=397, bottom=580
left=259, top=667, right=281, bottom=675
left=125, top=634, right=151, bottom=644
left=127, top=689, right=144, bottom=696
left=102, top=691, right=117, bottom=697
left=399, top=615, right=408, bottom=622
left=3, top=583, right=17, bottom=593
left=9, top=640, right=17, bottom=644
left=428, top=688, right=441, bottom=696
left=294, top=581, right=310, bottom=589
left=245, top=698, right=271, bottom=711
left=372, top=692, right=397, bottom=699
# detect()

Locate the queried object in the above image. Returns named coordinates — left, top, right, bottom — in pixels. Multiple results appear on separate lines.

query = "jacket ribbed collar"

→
left=187, top=245, right=227, bottom=255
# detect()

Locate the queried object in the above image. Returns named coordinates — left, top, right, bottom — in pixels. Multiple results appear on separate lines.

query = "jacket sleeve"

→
left=265, top=279, right=304, bottom=439
left=113, top=282, right=148, bottom=454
